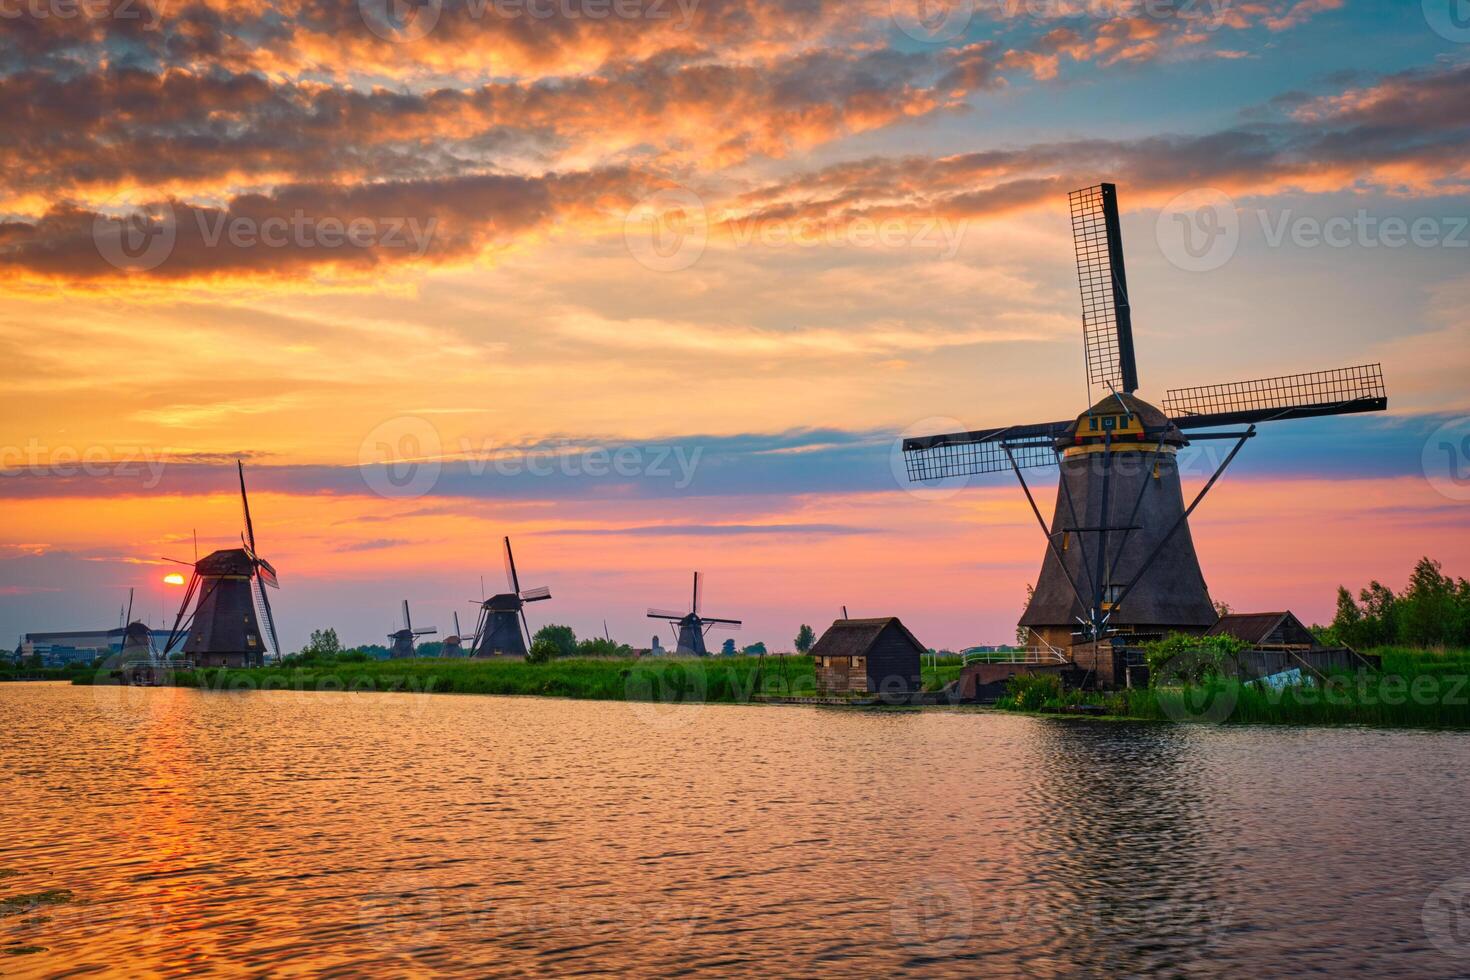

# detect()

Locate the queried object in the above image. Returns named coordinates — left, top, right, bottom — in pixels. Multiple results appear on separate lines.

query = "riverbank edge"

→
left=57, top=654, right=1470, bottom=731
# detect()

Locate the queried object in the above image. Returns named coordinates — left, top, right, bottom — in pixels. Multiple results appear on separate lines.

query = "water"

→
left=2, top=683, right=1468, bottom=977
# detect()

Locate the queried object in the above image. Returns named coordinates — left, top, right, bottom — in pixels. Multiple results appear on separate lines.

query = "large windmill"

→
left=471, top=537, right=551, bottom=657
left=163, top=461, right=282, bottom=668
left=902, top=183, right=1387, bottom=659
left=647, top=572, right=742, bottom=656
left=388, top=600, right=437, bottom=658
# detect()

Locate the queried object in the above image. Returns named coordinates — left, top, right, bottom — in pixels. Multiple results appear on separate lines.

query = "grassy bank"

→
left=998, top=646, right=1470, bottom=729
left=74, top=656, right=822, bottom=704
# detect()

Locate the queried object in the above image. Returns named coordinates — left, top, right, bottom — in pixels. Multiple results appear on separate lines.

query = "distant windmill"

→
left=902, top=182, right=1388, bottom=654
left=471, top=537, right=551, bottom=657
left=162, top=461, right=281, bottom=668
left=647, top=572, right=741, bottom=657
left=443, top=612, right=467, bottom=657
left=388, top=600, right=437, bottom=659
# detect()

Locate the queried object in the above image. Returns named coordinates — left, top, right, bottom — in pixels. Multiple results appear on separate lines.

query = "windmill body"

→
left=164, top=462, right=282, bottom=668
left=183, top=548, right=269, bottom=667
left=648, top=572, right=741, bottom=657
left=388, top=600, right=437, bottom=659
left=1018, top=394, right=1215, bottom=650
left=472, top=537, right=551, bottom=657
left=903, top=183, right=1388, bottom=661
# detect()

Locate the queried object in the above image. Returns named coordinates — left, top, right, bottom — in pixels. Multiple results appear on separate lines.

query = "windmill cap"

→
left=1062, top=392, right=1187, bottom=448
left=196, top=547, right=254, bottom=575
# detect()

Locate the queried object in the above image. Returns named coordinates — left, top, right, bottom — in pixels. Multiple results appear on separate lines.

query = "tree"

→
left=1016, top=584, right=1034, bottom=645
left=1213, top=600, right=1233, bottom=619
left=741, top=642, right=767, bottom=655
left=577, top=637, right=633, bottom=657
left=721, top=638, right=736, bottom=655
left=301, top=628, right=342, bottom=659
left=525, top=637, right=557, bottom=664
left=533, top=624, right=577, bottom=659
left=794, top=624, right=815, bottom=653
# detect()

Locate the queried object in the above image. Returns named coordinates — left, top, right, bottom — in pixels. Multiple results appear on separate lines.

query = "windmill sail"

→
left=1165, top=364, right=1387, bottom=429
left=1071, top=183, right=1138, bottom=398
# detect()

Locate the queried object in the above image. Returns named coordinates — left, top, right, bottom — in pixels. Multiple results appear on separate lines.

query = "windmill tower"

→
left=647, top=572, right=742, bottom=656
left=902, top=183, right=1387, bottom=665
left=471, top=537, right=551, bottom=657
left=162, top=461, right=282, bottom=668
left=443, top=612, right=467, bottom=657
left=388, top=600, right=437, bottom=659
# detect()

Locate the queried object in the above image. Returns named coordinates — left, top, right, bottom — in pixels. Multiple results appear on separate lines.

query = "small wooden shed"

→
left=811, top=618, right=925, bottom=695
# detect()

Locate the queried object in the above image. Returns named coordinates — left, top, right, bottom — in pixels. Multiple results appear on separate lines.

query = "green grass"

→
left=996, top=646, right=1470, bottom=729
left=76, top=656, right=820, bottom=704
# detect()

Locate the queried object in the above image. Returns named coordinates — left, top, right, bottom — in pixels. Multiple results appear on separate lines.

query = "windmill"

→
left=471, top=536, right=551, bottom=657
left=388, top=600, right=437, bottom=658
left=647, top=572, right=742, bottom=656
left=162, top=461, right=282, bottom=668
left=443, top=612, right=467, bottom=657
left=902, top=183, right=1387, bottom=659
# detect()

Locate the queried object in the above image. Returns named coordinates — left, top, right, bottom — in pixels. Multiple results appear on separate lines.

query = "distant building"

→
left=650, top=635, right=663, bottom=655
left=19, top=628, right=175, bottom=667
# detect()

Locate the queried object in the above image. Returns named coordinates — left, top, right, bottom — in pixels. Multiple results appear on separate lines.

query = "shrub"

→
left=1144, top=632, right=1247, bottom=685
left=1000, top=672, right=1063, bottom=711
left=525, top=637, right=559, bottom=665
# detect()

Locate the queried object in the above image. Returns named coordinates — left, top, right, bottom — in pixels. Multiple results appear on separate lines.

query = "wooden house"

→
left=811, top=618, right=924, bottom=696
left=1206, top=611, right=1319, bottom=651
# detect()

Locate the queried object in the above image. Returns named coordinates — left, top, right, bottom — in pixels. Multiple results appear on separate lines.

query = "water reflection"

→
left=1, top=686, right=1466, bottom=977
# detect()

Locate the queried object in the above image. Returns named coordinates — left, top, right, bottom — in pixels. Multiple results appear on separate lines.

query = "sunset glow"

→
left=2, top=1, right=1468, bottom=650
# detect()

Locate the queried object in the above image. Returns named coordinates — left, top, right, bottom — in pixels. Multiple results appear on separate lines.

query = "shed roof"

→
left=810, top=618, right=926, bottom=659
left=1206, top=611, right=1313, bottom=645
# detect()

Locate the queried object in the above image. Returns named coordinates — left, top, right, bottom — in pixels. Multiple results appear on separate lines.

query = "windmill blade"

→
left=1165, top=363, right=1387, bottom=430
left=692, top=571, right=703, bottom=616
left=519, top=607, right=532, bottom=651
left=454, top=611, right=463, bottom=638
left=503, top=536, right=521, bottom=594
left=238, top=460, right=258, bottom=556
left=412, top=627, right=437, bottom=637
left=124, top=587, right=134, bottom=628
left=252, top=557, right=278, bottom=589
left=158, top=556, right=194, bottom=567
left=902, top=419, right=1069, bottom=481
left=648, top=608, right=687, bottom=620
left=253, top=575, right=281, bottom=660
left=1071, top=183, right=1139, bottom=397
left=702, top=617, right=742, bottom=629
left=519, top=585, right=552, bottom=602
left=403, top=599, right=412, bottom=633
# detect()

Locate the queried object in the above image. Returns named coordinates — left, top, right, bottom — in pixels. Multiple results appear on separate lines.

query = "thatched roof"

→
left=810, top=618, right=926, bottom=659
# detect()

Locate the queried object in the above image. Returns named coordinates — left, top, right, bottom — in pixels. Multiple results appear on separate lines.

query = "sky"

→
left=2, top=0, right=1469, bottom=650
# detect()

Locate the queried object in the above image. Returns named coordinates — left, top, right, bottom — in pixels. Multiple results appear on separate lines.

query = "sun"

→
left=163, top=572, right=186, bottom=586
